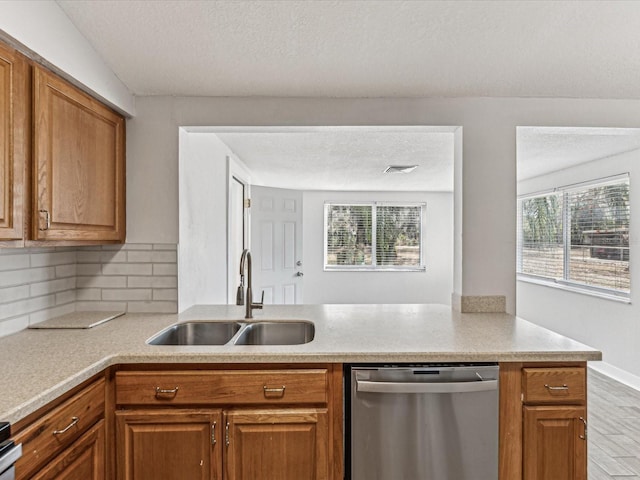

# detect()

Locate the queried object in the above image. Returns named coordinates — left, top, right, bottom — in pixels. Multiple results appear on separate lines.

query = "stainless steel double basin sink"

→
left=147, top=320, right=315, bottom=346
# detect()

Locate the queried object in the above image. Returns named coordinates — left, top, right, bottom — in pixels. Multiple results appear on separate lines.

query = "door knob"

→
left=296, top=261, right=302, bottom=266
left=296, top=272, right=304, bottom=277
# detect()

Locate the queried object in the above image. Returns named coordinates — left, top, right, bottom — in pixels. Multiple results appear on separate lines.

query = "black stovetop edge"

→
left=0, top=422, right=10, bottom=444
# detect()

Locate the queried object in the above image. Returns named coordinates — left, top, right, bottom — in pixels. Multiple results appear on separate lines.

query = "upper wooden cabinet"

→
left=32, top=66, right=125, bottom=242
left=0, top=42, right=29, bottom=244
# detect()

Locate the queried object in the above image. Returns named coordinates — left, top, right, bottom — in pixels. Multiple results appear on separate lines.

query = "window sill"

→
left=517, top=274, right=631, bottom=304
left=324, top=266, right=426, bottom=272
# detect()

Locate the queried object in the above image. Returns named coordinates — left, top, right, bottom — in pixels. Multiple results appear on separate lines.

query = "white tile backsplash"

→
left=102, top=263, right=153, bottom=276
left=127, top=301, right=177, bottom=313
left=0, top=243, right=178, bottom=337
left=0, top=254, right=29, bottom=271
left=0, top=285, right=30, bottom=304
left=127, top=275, right=177, bottom=288
left=0, top=246, right=74, bottom=334
left=77, top=276, right=127, bottom=289
left=101, top=288, right=152, bottom=301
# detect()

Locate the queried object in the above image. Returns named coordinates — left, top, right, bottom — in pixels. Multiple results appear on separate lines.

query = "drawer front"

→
left=116, top=369, right=328, bottom=406
left=14, top=378, right=105, bottom=480
left=522, top=367, right=585, bottom=404
left=29, top=419, right=105, bottom=480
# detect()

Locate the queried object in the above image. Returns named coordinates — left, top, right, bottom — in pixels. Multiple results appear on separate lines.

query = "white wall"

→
left=126, top=96, right=640, bottom=316
left=302, top=191, right=453, bottom=305
left=517, top=148, right=640, bottom=378
left=0, top=1, right=134, bottom=115
left=178, top=132, right=232, bottom=310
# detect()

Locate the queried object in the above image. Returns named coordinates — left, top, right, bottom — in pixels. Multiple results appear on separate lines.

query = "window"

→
left=517, top=175, right=630, bottom=298
left=324, top=202, right=425, bottom=271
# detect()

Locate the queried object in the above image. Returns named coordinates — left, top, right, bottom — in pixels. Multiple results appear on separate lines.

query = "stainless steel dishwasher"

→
left=347, top=363, right=499, bottom=480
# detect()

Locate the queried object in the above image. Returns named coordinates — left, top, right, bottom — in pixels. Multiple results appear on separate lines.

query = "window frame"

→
left=517, top=173, right=630, bottom=301
left=323, top=201, right=427, bottom=272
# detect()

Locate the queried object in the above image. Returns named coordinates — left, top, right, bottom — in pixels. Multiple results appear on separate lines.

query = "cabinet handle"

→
left=53, top=416, right=79, bottom=436
left=211, top=421, right=217, bottom=445
left=544, top=384, right=569, bottom=391
left=579, top=416, right=587, bottom=440
left=39, top=209, right=51, bottom=231
left=225, top=421, right=230, bottom=447
left=155, top=386, right=179, bottom=397
left=263, top=385, right=286, bottom=397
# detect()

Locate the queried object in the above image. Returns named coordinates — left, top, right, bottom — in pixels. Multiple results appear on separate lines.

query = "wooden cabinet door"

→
left=0, top=42, right=28, bottom=242
left=225, top=408, right=329, bottom=480
left=523, top=406, right=587, bottom=480
left=33, top=65, right=125, bottom=242
left=116, top=409, right=222, bottom=480
left=30, top=420, right=105, bottom=480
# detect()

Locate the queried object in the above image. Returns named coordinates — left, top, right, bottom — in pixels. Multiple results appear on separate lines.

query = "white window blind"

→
left=518, top=193, right=564, bottom=279
left=517, top=175, right=630, bottom=297
left=325, top=203, right=425, bottom=270
left=326, top=205, right=373, bottom=267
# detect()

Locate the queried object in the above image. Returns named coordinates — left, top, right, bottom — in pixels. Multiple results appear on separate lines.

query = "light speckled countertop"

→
left=0, top=304, right=601, bottom=424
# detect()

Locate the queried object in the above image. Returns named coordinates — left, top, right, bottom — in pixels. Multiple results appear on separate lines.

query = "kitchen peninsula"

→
left=0, top=304, right=600, bottom=480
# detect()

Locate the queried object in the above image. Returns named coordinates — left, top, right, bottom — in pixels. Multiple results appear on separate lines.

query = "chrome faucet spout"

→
left=237, top=249, right=263, bottom=319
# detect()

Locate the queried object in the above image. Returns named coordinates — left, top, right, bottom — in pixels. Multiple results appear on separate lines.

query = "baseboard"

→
left=589, top=361, right=640, bottom=392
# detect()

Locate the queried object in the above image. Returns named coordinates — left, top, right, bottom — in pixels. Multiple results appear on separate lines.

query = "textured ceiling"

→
left=518, top=127, right=640, bottom=181
left=191, top=127, right=455, bottom=191
left=57, top=0, right=640, bottom=98
left=185, top=126, right=640, bottom=191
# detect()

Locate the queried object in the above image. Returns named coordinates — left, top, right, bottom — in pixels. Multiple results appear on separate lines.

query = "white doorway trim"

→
left=227, top=155, right=252, bottom=304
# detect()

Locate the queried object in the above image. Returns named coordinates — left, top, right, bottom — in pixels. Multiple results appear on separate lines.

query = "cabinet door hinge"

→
left=211, top=421, right=217, bottom=445
left=225, top=421, right=230, bottom=446
left=244, top=199, right=251, bottom=209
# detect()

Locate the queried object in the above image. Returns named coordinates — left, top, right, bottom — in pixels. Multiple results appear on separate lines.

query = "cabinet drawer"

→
left=14, top=378, right=105, bottom=480
left=30, top=419, right=105, bottom=480
left=522, top=367, right=585, bottom=404
left=116, top=369, right=328, bottom=406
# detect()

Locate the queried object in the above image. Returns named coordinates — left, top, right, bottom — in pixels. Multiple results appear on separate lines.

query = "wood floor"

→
left=589, top=368, right=640, bottom=479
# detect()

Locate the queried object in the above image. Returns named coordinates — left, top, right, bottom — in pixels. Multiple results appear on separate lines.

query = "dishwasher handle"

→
left=356, top=379, right=498, bottom=394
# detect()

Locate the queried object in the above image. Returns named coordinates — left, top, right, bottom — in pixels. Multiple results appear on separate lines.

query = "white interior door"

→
left=228, top=176, right=248, bottom=303
left=250, top=186, right=303, bottom=304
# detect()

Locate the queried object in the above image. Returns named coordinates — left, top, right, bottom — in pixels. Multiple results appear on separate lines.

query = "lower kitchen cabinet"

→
left=14, top=378, right=106, bottom=480
left=115, top=407, right=329, bottom=480
left=499, top=362, right=588, bottom=480
left=523, top=406, right=587, bottom=480
left=116, top=409, right=222, bottom=480
left=113, top=364, right=342, bottom=480
left=225, top=408, right=329, bottom=480
left=30, top=420, right=105, bottom=480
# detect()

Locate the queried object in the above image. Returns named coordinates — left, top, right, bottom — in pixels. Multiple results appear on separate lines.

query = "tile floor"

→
left=589, top=368, right=640, bottom=479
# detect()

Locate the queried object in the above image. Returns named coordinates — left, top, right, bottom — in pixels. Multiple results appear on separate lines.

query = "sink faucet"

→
left=236, top=249, right=264, bottom=319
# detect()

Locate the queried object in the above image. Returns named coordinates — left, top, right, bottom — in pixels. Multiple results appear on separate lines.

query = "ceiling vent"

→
left=384, top=165, right=418, bottom=174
